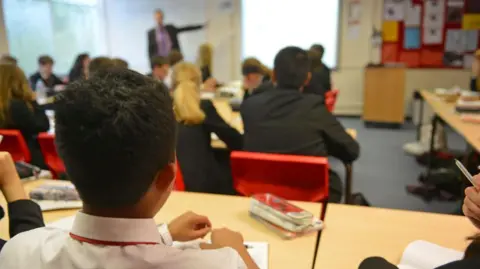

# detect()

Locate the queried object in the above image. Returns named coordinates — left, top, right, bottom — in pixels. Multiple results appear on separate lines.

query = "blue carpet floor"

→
left=333, top=117, right=466, bottom=214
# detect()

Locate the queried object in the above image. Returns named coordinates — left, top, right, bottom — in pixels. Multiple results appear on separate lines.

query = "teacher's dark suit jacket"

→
left=147, top=24, right=204, bottom=59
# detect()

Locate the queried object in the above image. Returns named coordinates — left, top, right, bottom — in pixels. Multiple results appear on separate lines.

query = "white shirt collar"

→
left=71, top=212, right=163, bottom=244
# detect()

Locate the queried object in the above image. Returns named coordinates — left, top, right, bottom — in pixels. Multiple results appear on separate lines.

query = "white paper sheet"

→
left=397, top=240, right=463, bottom=269
left=445, top=29, right=466, bottom=52
left=405, top=4, right=421, bottom=27
left=424, top=0, right=446, bottom=27
left=465, top=30, right=479, bottom=51
left=384, top=0, right=406, bottom=21
left=423, top=27, right=443, bottom=44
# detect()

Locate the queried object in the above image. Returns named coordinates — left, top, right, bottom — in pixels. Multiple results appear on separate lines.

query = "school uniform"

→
left=359, top=256, right=480, bottom=269
left=241, top=85, right=359, bottom=202
left=29, top=72, right=64, bottom=91
left=0, top=211, right=247, bottom=268
left=303, top=66, right=331, bottom=96
left=470, top=78, right=478, bottom=91
left=176, top=100, right=242, bottom=194
left=0, top=200, right=44, bottom=252
left=6, top=99, right=50, bottom=168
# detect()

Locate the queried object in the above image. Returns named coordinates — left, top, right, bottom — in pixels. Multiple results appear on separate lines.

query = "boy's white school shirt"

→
left=0, top=212, right=247, bottom=269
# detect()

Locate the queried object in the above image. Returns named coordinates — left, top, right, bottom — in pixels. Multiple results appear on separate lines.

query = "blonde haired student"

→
left=0, top=68, right=258, bottom=269
left=173, top=62, right=242, bottom=194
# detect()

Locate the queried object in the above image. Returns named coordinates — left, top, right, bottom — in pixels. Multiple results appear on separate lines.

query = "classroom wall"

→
left=0, top=0, right=8, bottom=54
left=206, top=0, right=471, bottom=115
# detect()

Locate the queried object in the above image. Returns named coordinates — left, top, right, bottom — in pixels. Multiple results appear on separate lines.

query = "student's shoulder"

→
left=2, top=227, right=67, bottom=254
left=29, top=72, right=40, bottom=81
left=200, top=99, right=215, bottom=111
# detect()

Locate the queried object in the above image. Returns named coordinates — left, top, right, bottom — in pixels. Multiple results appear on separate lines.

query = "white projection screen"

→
left=241, top=0, right=340, bottom=68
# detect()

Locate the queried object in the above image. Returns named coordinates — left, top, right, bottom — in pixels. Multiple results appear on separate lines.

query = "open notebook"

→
left=397, top=240, right=463, bottom=269
left=48, top=216, right=268, bottom=269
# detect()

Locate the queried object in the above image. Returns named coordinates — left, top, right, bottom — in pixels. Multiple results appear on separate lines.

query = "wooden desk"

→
left=315, top=204, right=477, bottom=269
left=1, top=180, right=323, bottom=269
left=420, top=90, right=480, bottom=151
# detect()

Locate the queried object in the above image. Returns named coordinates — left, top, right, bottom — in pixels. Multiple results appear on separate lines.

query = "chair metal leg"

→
left=344, top=163, right=353, bottom=204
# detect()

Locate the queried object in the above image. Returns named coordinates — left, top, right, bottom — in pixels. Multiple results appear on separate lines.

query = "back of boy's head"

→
left=55, top=68, right=175, bottom=208
left=168, top=50, right=184, bottom=66
left=273, top=46, right=310, bottom=89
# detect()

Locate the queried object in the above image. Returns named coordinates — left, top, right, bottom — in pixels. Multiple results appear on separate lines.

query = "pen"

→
left=455, top=159, right=478, bottom=188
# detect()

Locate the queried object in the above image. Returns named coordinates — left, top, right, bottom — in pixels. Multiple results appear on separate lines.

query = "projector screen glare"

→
left=242, top=0, right=340, bottom=69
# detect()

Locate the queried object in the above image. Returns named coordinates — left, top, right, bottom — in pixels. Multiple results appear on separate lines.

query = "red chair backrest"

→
left=175, top=161, right=185, bottom=191
left=325, top=89, right=339, bottom=112
left=230, top=151, right=329, bottom=202
left=0, top=129, right=31, bottom=162
left=37, top=132, right=65, bottom=178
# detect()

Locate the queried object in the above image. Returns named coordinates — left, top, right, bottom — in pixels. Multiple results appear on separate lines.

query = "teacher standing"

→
left=147, top=9, right=206, bottom=60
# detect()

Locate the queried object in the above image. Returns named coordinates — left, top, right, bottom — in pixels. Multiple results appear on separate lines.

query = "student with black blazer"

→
left=304, top=44, right=331, bottom=95
left=0, top=64, right=50, bottom=168
left=172, top=62, right=242, bottom=194
left=147, top=9, right=205, bottom=60
left=241, top=47, right=359, bottom=202
left=29, top=55, right=63, bottom=91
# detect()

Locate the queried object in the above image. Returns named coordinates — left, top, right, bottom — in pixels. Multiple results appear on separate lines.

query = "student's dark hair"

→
left=55, top=68, right=176, bottom=208
left=168, top=50, right=184, bottom=66
left=38, top=55, right=54, bottom=66
left=308, top=50, right=323, bottom=71
left=150, top=56, right=169, bottom=70
left=112, top=58, right=129, bottom=68
left=0, top=54, right=17, bottom=65
left=310, top=44, right=325, bottom=59
left=88, top=57, right=114, bottom=76
left=68, top=53, right=89, bottom=82
left=273, top=46, right=310, bottom=89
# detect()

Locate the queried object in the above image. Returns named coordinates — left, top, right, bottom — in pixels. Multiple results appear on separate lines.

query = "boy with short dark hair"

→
left=0, top=68, right=258, bottom=269
left=88, top=56, right=115, bottom=77
left=29, top=55, right=64, bottom=91
left=241, top=46, right=360, bottom=203
left=149, top=56, right=170, bottom=83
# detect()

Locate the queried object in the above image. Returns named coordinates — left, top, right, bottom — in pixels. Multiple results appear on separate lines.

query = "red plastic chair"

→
left=325, top=89, right=339, bottom=112
left=0, top=129, right=31, bottom=162
left=230, top=151, right=329, bottom=220
left=174, top=161, right=185, bottom=191
left=37, top=133, right=65, bottom=179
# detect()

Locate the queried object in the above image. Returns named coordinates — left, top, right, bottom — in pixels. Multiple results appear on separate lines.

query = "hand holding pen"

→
left=457, top=160, right=480, bottom=229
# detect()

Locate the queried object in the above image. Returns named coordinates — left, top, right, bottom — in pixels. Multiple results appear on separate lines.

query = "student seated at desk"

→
left=88, top=57, right=115, bottom=78
left=148, top=56, right=170, bottom=84
left=164, top=49, right=184, bottom=89
left=0, top=64, right=50, bottom=168
left=303, top=48, right=330, bottom=96
left=29, top=55, right=64, bottom=91
left=173, top=62, right=242, bottom=194
left=241, top=57, right=272, bottom=101
left=68, top=53, right=90, bottom=82
left=0, top=152, right=45, bottom=252
left=241, top=46, right=359, bottom=203
left=0, top=68, right=258, bottom=269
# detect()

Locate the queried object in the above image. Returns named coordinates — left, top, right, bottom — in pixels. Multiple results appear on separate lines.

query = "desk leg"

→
left=416, top=96, right=424, bottom=141
left=426, top=115, right=439, bottom=177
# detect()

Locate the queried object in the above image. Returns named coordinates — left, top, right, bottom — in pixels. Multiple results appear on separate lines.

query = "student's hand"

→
left=463, top=174, right=480, bottom=229
left=203, top=77, right=217, bottom=92
left=168, top=211, right=212, bottom=242
left=210, top=228, right=244, bottom=249
left=0, top=152, right=26, bottom=202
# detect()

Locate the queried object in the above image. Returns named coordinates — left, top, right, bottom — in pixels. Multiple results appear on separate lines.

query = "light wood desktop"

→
left=315, top=204, right=477, bottom=269
left=0, top=179, right=323, bottom=269
left=420, top=90, right=480, bottom=151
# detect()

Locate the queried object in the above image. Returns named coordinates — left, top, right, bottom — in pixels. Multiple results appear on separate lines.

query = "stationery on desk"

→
left=29, top=180, right=83, bottom=211
left=397, top=240, right=463, bottom=269
left=48, top=216, right=269, bottom=269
